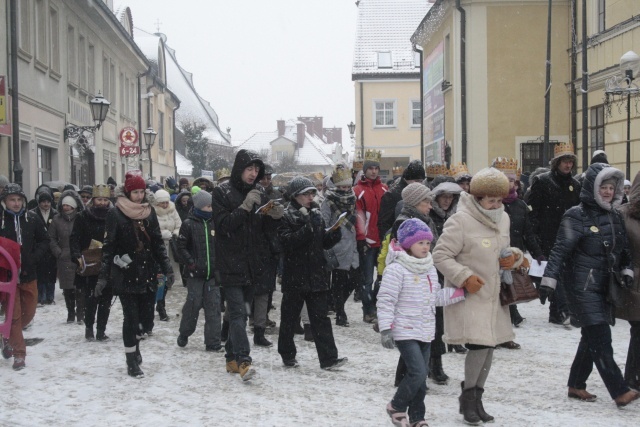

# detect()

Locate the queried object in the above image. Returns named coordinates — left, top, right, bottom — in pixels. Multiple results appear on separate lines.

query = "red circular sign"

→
left=119, top=127, right=138, bottom=146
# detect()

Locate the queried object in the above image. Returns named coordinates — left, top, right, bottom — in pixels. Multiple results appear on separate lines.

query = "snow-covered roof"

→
left=238, top=120, right=336, bottom=167
left=175, top=151, right=193, bottom=176
left=352, top=0, right=431, bottom=77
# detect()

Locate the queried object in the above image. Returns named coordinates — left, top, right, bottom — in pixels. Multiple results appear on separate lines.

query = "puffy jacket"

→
left=377, top=177, right=407, bottom=239
left=503, top=197, right=543, bottom=257
left=354, top=176, right=387, bottom=247
left=278, top=200, right=341, bottom=293
left=154, top=201, right=181, bottom=241
left=211, top=149, right=278, bottom=287
left=48, top=190, right=84, bottom=289
left=70, top=203, right=111, bottom=287
left=544, top=163, right=631, bottom=326
left=528, top=169, right=581, bottom=256
left=177, top=213, right=215, bottom=280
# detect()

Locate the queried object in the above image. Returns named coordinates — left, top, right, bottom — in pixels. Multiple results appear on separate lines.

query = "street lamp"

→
left=143, top=127, right=157, bottom=179
left=64, top=93, right=111, bottom=142
left=348, top=121, right=359, bottom=159
left=604, top=50, right=640, bottom=179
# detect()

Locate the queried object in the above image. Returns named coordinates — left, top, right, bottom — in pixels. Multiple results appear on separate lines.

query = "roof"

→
left=176, top=151, right=193, bottom=176
left=238, top=121, right=336, bottom=167
left=352, top=0, right=431, bottom=78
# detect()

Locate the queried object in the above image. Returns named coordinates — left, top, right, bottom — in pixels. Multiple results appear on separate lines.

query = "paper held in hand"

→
left=528, top=260, right=547, bottom=277
left=326, top=212, right=349, bottom=232
left=255, top=198, right=282, bottom=214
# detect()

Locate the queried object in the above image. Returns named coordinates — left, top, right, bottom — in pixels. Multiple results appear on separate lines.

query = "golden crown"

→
left=332, top=166, right=352, bottom=184
left=426, top=163, right=449, bottom=178
left=492, top=157, right=518, bottom=175
left=216, top=168, right=231, bottom=180
left=352, top=160, right=364, bottom=171
left=392, top=166, right=404, bottom=176
left=553, top=141, right=576, bottom=159
left=364, top=149, right=382, bottom=163
left=92, top=184, right=111, bottom=198
left=449, top=162, right=470, bottom=180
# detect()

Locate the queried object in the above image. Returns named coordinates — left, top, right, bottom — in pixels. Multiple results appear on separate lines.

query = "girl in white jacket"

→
left=377, top=218, right=464, bottom=427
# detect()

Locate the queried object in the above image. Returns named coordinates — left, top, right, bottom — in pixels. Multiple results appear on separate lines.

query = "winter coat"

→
left=278, top=200, right=342, bottom=293
left=99, top=188, right=172, bottom=294
left=503, top=197, right=543, bottom=257
left=211, top=149, right=278, bottom=287
left=377, top=177, right=408, bottom=239
left=528, top=169, right=581, bottom=256
left=177, top=213, right=215, bottom=280
left=175, top=190, right=192, bottom=222
left=48, top=190, right=84, bottom=289
left=29, top=205, right=58, bottom=284
left=354, top=176, right=387, bottom=247
left=377, top=244, right=464, bottom=342
left=154, top=201, right=182, bottom=242
left=320, top=196, right=359, bottom=271
left=616, top=170, right=640, bottom=321
left=391, top=206, right=439, bottom=249
left=70, top=202, right=111, bottom=287
left=433, top=192, right=515, bottom=347
left=0, top=206, right=50, bottom=284
left=544, top=164, right=632, bottom=327
left=429, top=182, right=461, bottom=237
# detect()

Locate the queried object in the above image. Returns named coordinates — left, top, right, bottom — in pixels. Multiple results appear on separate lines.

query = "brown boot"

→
left=615, top=390, right=640, bottom=407
left=568, top=387, right=597, bottom=402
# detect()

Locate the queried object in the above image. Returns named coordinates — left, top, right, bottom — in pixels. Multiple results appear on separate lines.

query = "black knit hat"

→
left=79, top=185, right=93, bottom=196
left=287, top=176, right=316, bottom=197
left=107, top=176, right=117, bottom=187
left=402, top=160, right=426, bottom=181
left=37, top=191, right=53, bottom=203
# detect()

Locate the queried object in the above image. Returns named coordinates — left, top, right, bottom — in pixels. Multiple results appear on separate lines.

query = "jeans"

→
left=392, top=340, right=431, bottom=424
left=568, top=323, right=629, bottom=399
left=625, top=321, right=640, bottom=388
left=359, top=246, right=379, bottom=316
left=224, top=286, right=252, bottom=364
left=179, top=278, right=221, bottom=347
left=37, top=281, right=55, bottom=303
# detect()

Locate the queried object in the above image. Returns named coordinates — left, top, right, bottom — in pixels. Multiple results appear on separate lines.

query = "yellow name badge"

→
left=482, top=239, right=491, bottom=248
left=211, top=230, right=215, bottom=237
left=569, top=185, right=574, bottom=192
left=590, top=226, right=599, bottom=233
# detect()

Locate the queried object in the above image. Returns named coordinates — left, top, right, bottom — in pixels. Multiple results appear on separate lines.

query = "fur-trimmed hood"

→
left=580, top=163, right=624, bottom=211
left=430, top=182, right=461, bottom=219
left=57, top=189, right=84, bottom=213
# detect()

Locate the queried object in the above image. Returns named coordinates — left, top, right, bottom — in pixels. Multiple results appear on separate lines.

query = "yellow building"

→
left=352, top=0, right=431, bottom=180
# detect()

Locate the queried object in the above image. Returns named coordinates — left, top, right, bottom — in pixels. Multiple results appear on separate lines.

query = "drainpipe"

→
left=137, top=69, right=150, bottom=172
left=570, top=0, right=577, bottom=157
left=413, top=45, right=424, bottom=163
left=581, top=0, right=588, bottom=171
left=542, top=0, right=552, bottom=166
left=456, top=0, right=467, bottom=164
left=9, top=0, right=22, bottom=186
left=359, top=81, right=364, bottom=160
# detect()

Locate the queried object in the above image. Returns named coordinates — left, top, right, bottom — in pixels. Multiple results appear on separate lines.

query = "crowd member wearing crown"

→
left=528, top=142, right=581, bottom=326
left=354, top=150, right=388, bottom=323
left=377, top=160, right=426, bottom=248
left=493, top=158, right=544, bottom=348
left=451, top=163, right=473, bottom=193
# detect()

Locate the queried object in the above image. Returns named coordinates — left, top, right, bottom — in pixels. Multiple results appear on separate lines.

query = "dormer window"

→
left=377, top=52, right=392, bottom=69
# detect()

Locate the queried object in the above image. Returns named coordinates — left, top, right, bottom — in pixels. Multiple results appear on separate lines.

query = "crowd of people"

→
left=1, top=141, right=640, bottom=425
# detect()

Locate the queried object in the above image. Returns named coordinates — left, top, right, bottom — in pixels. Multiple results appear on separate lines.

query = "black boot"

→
left=156, top=300, right=169, bottom=321
left=448, top=344, right=468, bottom=354
left=126, top=352, right=144, bottom=378
left=96, top=330, right=110, bottom=342
left=221, top=320, right=229, bottom=342
left=428, top=356, right=449, bottom=385
left=460, top=387, right=482, bottom=425
left=253, top=327, right=273, bottom=347
left=135, top=342, right=142, bottom=365
left=303, top=324, right=314, bottom=342
left=294, top=318, right=305, bottom=335
left=63, top=290, right=75, bottom=323
left=475, top=387, right=494, bottom=423
left=85, top=327, right=94, bottom=341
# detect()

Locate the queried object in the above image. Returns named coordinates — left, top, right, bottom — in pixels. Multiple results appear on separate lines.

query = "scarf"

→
left=400, top=204, right=431, bottom=226
left=116, top=196, right=151, bottom=220
left=325, top=188, right=356, bottom=231
left=194, top=208, right=212, bottom=220
left=471, top=196, right=505, bottom=224
left=5, top=209, right=25, bottom=246
left=502, top=187, right=518, bottom=204
left=86, top=205, right=109, bottom=221
left=394, top=250, right=434, bottom=274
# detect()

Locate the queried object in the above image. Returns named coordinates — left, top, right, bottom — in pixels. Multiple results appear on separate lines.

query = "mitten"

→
left=463, top=275, right=485, bottom=294
left=95, top=279, right=107, bottom=297
left=380, top=329, right=395, bottom=349
left=266, top=203, right=285, bottom=219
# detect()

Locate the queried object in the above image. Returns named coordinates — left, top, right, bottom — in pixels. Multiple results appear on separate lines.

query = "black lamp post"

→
left=348, top=121, right=358, bottom=158
left=64, top=93, right=111, bottom=141
left=143, top=127, right=157, bottom=179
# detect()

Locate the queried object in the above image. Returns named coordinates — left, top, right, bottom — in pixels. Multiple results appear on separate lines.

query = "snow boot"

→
left=238, top=361, right=256, bottom=381
left=303, top=324, right=314, bottom=342
left=253, top=327, right=273, bottom=347
left=85, top=327, right=94, bottom=341
left=177, top=334, right=188, bottom=347
left=12, top=357, right=26, bottom=371
left=126, top=352, right=144, bottom=378
left=221, top=320, right=229, bottom=342
left=135, top=342, right=142, bottom=365
left=428, top=356, right=449, bottom=384
left=63, top=290, right=75, bottom=323
left=460, top=387, right=482, bottom=425
left=475, top=387, right=494, bottom=422
left=2, top=338, right=13, bottom=359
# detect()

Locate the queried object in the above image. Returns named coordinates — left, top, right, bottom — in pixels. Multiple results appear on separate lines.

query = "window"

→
left=49, top=6, right=60, bottom=74
left=444, top=34, right=451, bottom=82
left=377, top=52, right=392, bottom=69
left=67, top=26, right=76, bottom=84
left=374, top=100, right=396, bottom=127
left=18, top=0, right=31, bottom=54
left=110, top=62, right=116, bottom=109
left=597, top=0, right=606, bottom=32
left=78, top=35, right=86, bottom=89
left=158, top=111, right=165, bottom=149
left=590, top=105, right=605, bottom=153
left=276, top=151, right=287, bottom=161
left=35, top=0, right=47, bottom=65
left=87, top=45, right=94, bottom=94
left=411, top=100, right=421, bottom=127
left=119, top=72, right=124, bottom=113
left=37, top=146, right=53, bottom=185
left=124, top=77, right=130, bottom=117
left=102, top=56, right=109, bottom=100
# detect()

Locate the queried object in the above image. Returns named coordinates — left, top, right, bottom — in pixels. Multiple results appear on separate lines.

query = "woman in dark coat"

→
left=29, top=187, right=58, bottom=305
left=541, top=163, right=639, bottom=406
left=175, top=190, right=192, bottom=222
left=96, top=171, right=174, bottom=379
left=277, top=176, right=345, bottom=370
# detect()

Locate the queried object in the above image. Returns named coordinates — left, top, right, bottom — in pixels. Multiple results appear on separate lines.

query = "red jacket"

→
left=354, top=177, right=387, bottom=247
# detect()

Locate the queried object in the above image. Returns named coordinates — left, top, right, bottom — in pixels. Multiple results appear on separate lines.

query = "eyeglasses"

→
left=300, top=191, right=317, bottom=197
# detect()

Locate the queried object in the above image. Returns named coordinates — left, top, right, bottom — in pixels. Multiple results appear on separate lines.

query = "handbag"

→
left=499, top=267, right=539, bottom=306
left=77, top=248, right=102, bottom=277
left=324, top=248, right=340, bottom=271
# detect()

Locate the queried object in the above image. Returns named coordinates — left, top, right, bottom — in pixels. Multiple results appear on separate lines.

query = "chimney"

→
left=277, top=120, right=285, bottom=137
left=314, top=117, right=323, bottom=138
left=297, top=123, right=305, bottom=148
left=333, top=127, right=342, bottom=144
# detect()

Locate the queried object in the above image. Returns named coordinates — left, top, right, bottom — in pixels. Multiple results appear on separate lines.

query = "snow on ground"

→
left=1, top=284, right=638, bottom=426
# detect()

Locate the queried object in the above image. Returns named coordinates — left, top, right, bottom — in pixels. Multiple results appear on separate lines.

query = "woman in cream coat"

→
left=433, top=167, right=523, bottom=426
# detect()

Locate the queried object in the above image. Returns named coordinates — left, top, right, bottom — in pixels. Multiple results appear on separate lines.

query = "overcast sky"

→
left=123, top=0, right=359, bottom=143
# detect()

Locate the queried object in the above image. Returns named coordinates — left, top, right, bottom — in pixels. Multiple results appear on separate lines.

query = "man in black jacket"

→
left=211, top=149, right=284, bottom=381
left=528, top=142, right=581, bottom=325
left=0, top=184, right=50, bottom=370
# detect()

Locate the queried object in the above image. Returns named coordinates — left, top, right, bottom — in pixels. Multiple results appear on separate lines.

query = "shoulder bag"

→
left=500, top=267, right=539, bottom=306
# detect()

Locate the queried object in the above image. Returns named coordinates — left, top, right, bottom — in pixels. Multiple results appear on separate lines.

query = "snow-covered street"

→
left=1, top=284, right=638, bottom=426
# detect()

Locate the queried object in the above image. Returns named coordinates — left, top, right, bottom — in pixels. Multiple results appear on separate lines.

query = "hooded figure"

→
left=174, top=189, right=193, bottom=221
left=428, top=182, right=462, bottom=237
left=29, top=186, right=58, bottom=304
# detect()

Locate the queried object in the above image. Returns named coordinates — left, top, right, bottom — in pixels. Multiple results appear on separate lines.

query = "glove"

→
left=463, top=275, right=485, bottom=294
left=499, top=253, right=516, bottom=270
left=266, top=203, right=285, bottom=219
left=95, top=279, right=107, bottom=297
left=299, top=207, right=309, bottom=216
left=240, top=189, right=262, bottom=211
left=535, top=255, right=547, bottom=266
left=373, top=275, right=382, bottom=295
left=311, top=210, right=323, bottom=226
left=380, top=329, right=395, bottom=349
left=520, top=258, right=530, bottom=270
left=539, top=277, right=556, bottom=305
left=357, top=240, right=369, bottom=255
left=165, top=274, right=175, bottom=290
left=77, top=257, right=85, bottom=272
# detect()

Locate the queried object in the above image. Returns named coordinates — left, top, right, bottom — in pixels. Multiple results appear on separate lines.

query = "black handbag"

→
left=499, top=268, right=539, bottom=306
left=324, top=248, right=339, bottom=271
